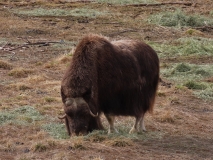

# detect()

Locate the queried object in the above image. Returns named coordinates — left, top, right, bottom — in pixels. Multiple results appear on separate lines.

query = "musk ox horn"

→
left=58, top=114, right=67, bottom=119
left=89, top=110, right=98, bottom=117
left=76, top=98, right=98, bottom=117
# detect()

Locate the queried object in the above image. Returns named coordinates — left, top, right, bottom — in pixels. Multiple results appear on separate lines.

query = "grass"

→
left=12, top=7, right=107, bottom=18
left=34, top=143, right=47, bottom=152
left=8, top=67, right=34, bottom=78
left=0, top=106, right=44, bottom=126
left=8, top=83, right=31, bottom=91
left=162, top=63, right=213, bottom=100
left=184, top=81, right=207, bottom=90
left=42, top=123, right=69, bottom=139
left=95, top=0, right=156, bottom=5
left=148, top=37, right=213, bottom=58
left=210, top=10, right=213, bottom=16
left=148, top=9, right=213, bottom=27
left=0, top=60, right=13, bottom=70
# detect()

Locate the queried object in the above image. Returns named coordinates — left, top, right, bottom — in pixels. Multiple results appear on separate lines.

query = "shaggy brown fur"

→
left=61, top=34, right=159, bottom=135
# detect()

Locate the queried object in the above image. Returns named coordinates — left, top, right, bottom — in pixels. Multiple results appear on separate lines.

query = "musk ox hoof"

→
left=108, top=128, right=119, bottom=134
left=139, top=126, right=147, bottom=132
left=129, top=128, right=138, bottom=134
left=129, top=127, right=147, bottom=134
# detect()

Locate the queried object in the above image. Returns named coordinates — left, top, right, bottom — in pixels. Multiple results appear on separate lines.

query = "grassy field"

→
left=0, top=0, right=213, bottom=160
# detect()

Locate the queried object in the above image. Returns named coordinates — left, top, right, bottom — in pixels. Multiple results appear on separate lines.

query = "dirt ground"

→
left=0, top=0, right=213, bottom=160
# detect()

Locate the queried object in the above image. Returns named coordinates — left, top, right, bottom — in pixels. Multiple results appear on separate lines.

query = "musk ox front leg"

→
left=104, top=114, right=118, bottom=134
left=129, top=113, right=146, bottom=134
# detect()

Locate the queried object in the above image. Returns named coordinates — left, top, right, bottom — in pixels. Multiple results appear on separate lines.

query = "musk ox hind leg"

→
left=104, top=114, right=118, bottom=134
left=129, top=113, right=146, bottom=134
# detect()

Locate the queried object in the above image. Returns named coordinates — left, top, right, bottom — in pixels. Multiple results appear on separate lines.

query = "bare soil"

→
left=0, top=0, right=212, bottom=160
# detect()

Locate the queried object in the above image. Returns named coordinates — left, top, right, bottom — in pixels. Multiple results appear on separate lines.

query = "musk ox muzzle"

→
left=59, top=97, right=100, bottom=136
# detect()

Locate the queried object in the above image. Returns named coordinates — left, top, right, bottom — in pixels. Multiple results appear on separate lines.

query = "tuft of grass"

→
left=8, top=83, right=31, bottom=91
left=185, top=28, right=204, bottom=36
left=175, top=63, right=191, bottom=72
left=0, top=60, right=13, bottom=69
left=44, top=61, right=57, bottom=69
left=44, top=97, right=57, bottom=103
left=70, top=137, right=86, bottom=150
left=27, top=75, right=46, bottom=84
left=148, top=9, right=213, bottom=27
left=85, top=130, right=107, bottom=142
left=158, top=110, right=175, bottom=123
left=105, top=137, right=132, bottom=147
left=12, top=8, right=106, bottom=18
left=34, top=143, right=47, bottom=152
left=8, top=68, right=33, bottom=78
left=42, top=123, right=69, bottom=139
left=184, top=81, right=207, bottom=90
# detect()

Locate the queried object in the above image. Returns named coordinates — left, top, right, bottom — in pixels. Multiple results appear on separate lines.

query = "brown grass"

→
left=7, top=83, right=31, bottom=91
left=104, top=138, right=133, bottom=147
left=0, top=60, right=13, bottom=70
left=8, top=67, right=34, bottom=78
left=56, top=54, right=72, bottom=64
left=27, top=75, right=47, bottom=84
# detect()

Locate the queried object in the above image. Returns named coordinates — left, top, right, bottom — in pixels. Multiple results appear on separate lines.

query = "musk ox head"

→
left=59, top=97, right=102, bottom=136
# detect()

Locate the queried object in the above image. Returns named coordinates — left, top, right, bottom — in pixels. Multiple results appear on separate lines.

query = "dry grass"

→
left=27, top=75, right=47, bottom=84
left=7, top=83, right=31, bottom=91
left=8, top=68, right=34, bottom=78
left=56, top=54, right=72, bottom=64
left=0, top=60, right=13, bottom=70
left=156, top=109, right=175, bottom=123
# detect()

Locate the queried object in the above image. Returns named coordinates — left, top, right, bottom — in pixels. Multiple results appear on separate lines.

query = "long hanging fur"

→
left=61, top=34, right=159, bottom=119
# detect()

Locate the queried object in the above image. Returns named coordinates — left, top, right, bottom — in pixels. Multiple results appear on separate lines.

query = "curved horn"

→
left=58, top=114, right=67, bottom=119
left=75, top=97, right=99, bottom=117
left=89, top=110, right=98, bottom=117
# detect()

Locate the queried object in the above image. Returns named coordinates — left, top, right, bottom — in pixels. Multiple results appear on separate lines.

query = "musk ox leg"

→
left=129, top=117, right=141, bottom=134
left=129, top=113, right=146, bottom=133
left=105, top=114, right=118, bottom=134
left=139, top=114, right=146, bottom=132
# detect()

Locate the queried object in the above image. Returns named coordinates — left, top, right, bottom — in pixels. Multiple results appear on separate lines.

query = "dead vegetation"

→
left=0, top=0, right=213, bottom=160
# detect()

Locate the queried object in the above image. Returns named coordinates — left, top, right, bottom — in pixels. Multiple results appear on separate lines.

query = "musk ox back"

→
left=60, top=34, right=159, bottom=136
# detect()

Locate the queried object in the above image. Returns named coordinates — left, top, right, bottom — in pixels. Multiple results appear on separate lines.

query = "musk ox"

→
left=59, top=34, right=159, bottom=136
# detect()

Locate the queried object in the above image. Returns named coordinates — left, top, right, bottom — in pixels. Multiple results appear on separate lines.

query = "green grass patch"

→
left=12, top=8, right=106, bottom=18
left=184, top=81, right=207, bottom=90
left=149, top=37, right=213, bottom=58
left=162, top=63, right=213, bottom=100
left=42, top=123, right=69, bottom=139
left=0, top=112, right=15, bottom=125
left=210, top=10, right=213, bottom=16
left=95, top=0, right=156, bottom=5
left=0, top=106, right=44, bottom=126
left=148, top=9, right=213, bottom=27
